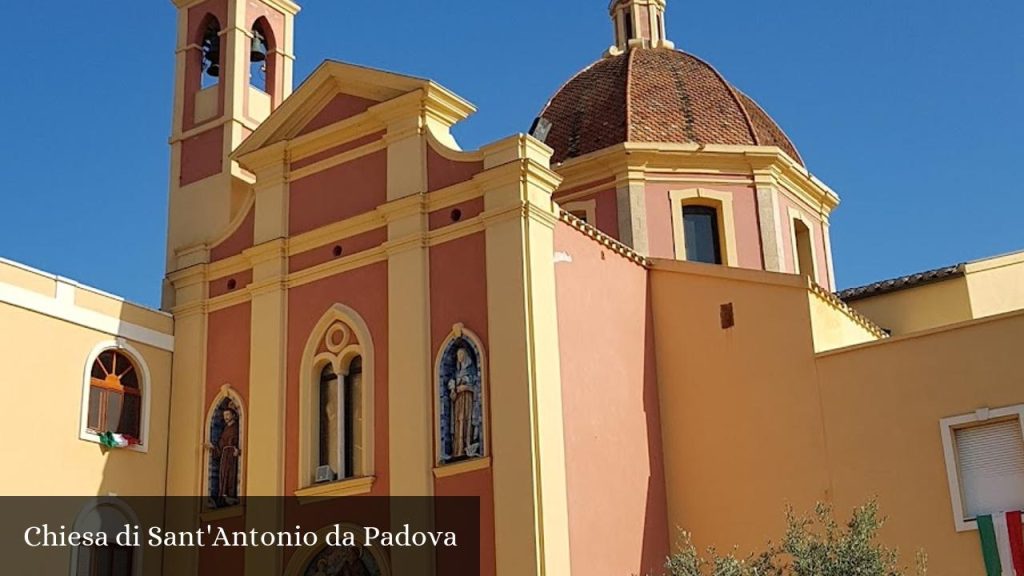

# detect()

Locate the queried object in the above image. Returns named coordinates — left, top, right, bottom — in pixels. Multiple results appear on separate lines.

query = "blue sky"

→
left=1, top=1, right=1021, bottom=307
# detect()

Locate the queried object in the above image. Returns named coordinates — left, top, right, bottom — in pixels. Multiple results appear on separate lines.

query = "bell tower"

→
left=609, top=0, right=673, bottom=50
left=166, top=0, right=299, bottom=281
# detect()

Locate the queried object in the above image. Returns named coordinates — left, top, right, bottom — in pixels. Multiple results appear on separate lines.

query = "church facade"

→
left=2, top=0, right=1023, bottom=574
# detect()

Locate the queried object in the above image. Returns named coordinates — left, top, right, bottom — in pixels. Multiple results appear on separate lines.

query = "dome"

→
left=538, top=47, right=803, bottom=166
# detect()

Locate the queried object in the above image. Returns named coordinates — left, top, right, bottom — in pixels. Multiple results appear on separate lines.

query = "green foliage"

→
left=664, top=501, right=926, bottom=576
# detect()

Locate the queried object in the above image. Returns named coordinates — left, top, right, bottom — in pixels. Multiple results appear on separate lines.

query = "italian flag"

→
left=978, top=511, right=1024, bottom=576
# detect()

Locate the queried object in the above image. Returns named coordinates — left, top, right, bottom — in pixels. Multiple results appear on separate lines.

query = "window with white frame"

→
left=941, top=405, right=1024, bottom=531
left=297, top=305, right=376, bottom=494
left=80, top=340, right=151, bottom=452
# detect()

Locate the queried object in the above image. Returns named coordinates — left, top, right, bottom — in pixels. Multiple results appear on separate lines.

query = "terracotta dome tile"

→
left=539, top=48, right=803, bottom=166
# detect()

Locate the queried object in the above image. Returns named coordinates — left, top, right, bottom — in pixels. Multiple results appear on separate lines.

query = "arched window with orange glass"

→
left=86, top=349, right=142, bottom=445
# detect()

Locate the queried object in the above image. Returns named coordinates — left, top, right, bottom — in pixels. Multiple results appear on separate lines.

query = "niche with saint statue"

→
left=437, top=327, right=486, bottom=465
left=205, top=393, right=243, bottom=509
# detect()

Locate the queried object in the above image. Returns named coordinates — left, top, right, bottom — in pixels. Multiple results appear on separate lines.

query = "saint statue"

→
left=206, top=402, right=241, bottom=508
left=448, top=347, right=476, bottom=459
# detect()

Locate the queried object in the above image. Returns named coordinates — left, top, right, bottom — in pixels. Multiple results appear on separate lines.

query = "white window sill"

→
left=955, top=515, right=1024, bottom=533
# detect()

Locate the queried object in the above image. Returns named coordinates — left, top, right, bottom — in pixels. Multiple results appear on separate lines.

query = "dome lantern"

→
left=609, top=0, right=673, bottom=52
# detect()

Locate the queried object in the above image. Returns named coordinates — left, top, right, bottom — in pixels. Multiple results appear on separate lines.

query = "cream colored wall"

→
left=847, top=275, right=972, bottom=336
left=816, top=311, right=1024, bottom=575
left=0, top=260, right=172, bottom=496
left=965, top=251, right=1024, bottom=319
left=845, top=251, right=1024, bottom=337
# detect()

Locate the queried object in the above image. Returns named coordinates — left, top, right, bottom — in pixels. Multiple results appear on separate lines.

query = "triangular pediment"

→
left=234, top=60, right=460, bottom=159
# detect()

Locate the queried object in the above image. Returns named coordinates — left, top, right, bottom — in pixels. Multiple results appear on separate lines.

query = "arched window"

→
left=300, top=306, right=375, bottom=491
left=200, top=17, right=221, bottom=88
left=87, top=350, right=142, bottom=442
left=317, top=355, right=363, bottom=482
left=682, top=205, right=722, bottom=264
left=71, top=499, right=141, bottom=576
left=249, top=20, right=271, bottom=92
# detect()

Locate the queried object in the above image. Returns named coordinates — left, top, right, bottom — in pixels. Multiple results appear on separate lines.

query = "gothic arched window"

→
left=87, top=350, right=142, bottom=442
left=300, top=308, right=375, bottom=490
left=249, top=19, right=272, bottom=92
left=317, top=354, right=363, bottom=482
left=199, top=17, right=222, bottom=87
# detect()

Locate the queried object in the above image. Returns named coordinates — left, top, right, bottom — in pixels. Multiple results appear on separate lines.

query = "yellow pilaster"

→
left=243, top=239, right=289, bottom=576
left=482, top=139, right=571, bottom=576
left=754, top=169, right=786, bottom=273
left=384, top=117, right=436, bottom=573
left=615, top=168, right=649, bottom=255
left=163, top=266, right=209, bottom=575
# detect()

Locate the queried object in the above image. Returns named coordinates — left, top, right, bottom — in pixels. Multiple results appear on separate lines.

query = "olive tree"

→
left=665, top=501, right=926, bottom=576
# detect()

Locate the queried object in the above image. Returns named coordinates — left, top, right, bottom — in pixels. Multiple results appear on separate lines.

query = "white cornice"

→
left=0, top=279, right=174, bottom=352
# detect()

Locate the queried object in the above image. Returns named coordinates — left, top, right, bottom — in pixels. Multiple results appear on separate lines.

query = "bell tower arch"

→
left=166, top=0, right=299, bottom=282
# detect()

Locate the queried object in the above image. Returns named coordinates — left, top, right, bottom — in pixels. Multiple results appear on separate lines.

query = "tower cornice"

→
left=172, top=0, right=301, bottom=15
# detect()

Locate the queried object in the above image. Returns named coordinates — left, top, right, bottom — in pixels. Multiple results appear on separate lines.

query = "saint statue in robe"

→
left=448, top=347, right=476, bottom=459
left=206, top=402, right=241, bottom=508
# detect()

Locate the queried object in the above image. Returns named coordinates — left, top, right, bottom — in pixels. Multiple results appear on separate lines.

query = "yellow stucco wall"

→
left=649, top=260, right=833, bottom=554
left=845, top=250, right=1024, bottom=337
left=0, top=259, right=173, bottom=496
left=807, top=283, right=883, bottom=352
left=846, top=274, right=973, bottom=336
left=816, top=311, right=1024, bottom=575
left=652, top=259, right=1024, bottom=574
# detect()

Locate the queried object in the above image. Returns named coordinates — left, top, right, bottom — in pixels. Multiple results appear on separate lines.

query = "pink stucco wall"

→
left=180, top=128, right=224, bottom=186
left=206, top=302, right=251, bottom=408
left=297, top=94, right=379, bottom=137
left=428, top=232, right=496, bottom=576
left=644, top=181, right=762, bottom=269
left=553, top=222, right=669, bottom=576
left=555, top=187, right=620, bottom=240
left=210, top=206, right=254, bottom=262
left=289, top=150, right=387, bottom=235
left=288, top=227, right=387, bottom=273
left=428, top=198, right=484, bottom=230
left=291, top=131, right=385, bottom=171
left=776, top=191, right=831, bottom=287
left=284, top=263, right=390, bottom=496
left=427, top=145, right=484, bottom=192
left=208, top=269, right=252, bottom=299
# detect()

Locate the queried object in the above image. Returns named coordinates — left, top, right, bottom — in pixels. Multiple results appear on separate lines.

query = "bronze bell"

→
left=250, top=29, right=268, bottom=63
left=203, top=32, right=221, bottom=77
